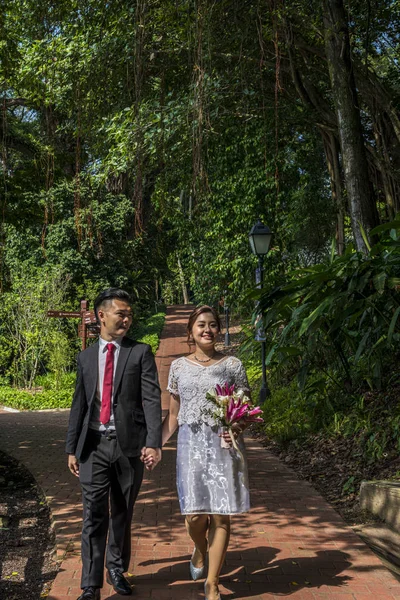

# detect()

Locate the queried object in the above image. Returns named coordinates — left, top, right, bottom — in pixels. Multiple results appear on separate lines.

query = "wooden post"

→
left=47, top=300, right=99, bottom=350
left=80, top=300, right=88, bottom=350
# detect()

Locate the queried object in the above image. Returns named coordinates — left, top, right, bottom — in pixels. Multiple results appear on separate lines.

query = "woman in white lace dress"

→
left=160, top=305, right=251, bottom=600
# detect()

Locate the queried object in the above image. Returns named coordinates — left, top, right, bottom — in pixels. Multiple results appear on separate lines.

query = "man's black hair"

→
left=94, top=288, right=132, bottom=321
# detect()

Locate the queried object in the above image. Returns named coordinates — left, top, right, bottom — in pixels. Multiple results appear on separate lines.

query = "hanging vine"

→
left=321, top=129, right=345, bottom=254
left=191, top=0, right=210, bottom=201
left=1, top=95, right=8, bottom=292
left=132, top=0, right=147, bottom=236
left=74, top=84, right=82, bottom=248
left=40, top=15, right=57, bottom=256
left=268, top=0, right=283, bottom=205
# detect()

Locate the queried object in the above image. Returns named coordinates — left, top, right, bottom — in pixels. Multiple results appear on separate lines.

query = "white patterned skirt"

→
left=176, top=422, right=250, bottom=514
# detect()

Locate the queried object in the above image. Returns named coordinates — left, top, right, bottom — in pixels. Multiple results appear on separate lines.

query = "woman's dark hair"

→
left=187, top=305, right=221, bottom=342
left=94, top=288, right=131, bottom=321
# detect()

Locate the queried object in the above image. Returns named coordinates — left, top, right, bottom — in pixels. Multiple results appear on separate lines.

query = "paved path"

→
left=1, top=305, right=400, bottom=599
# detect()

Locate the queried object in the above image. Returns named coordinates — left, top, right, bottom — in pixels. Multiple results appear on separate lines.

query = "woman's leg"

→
left=185, top=514, right=209, bottom=567
left=205, top=515, right=231, bottom=599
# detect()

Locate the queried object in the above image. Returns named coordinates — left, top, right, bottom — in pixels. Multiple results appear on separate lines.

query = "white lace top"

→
left=167, top=355, right=250, bottom=426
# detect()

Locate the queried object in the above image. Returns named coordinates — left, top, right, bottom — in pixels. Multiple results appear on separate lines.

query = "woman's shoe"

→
left=189, top=547, right=206, bottom=580
left=204, top=581, right=221, bottom=600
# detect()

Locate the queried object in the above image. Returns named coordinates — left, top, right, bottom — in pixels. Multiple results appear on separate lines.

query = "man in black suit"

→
left=66, top=288, right=162, bottom=600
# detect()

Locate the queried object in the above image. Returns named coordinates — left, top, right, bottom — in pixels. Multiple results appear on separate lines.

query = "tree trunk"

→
left=321, top=130, right=345, bottom=254
left=372, top=116, right=397, bottom=218
left=323, top=0, right=379, bottom=252
left=177, top=255, right=189, bottom=304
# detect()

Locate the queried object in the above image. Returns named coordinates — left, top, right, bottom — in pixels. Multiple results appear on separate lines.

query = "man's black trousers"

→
left=78, top=430, right=144, bottom=588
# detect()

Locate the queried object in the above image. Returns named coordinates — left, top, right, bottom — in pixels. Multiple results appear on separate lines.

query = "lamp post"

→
left=249, top=219, right=273, bottom=404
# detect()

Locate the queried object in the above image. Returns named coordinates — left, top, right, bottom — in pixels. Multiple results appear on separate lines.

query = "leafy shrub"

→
left=0, top=387, right=73, bottom=410
left=257, top=218, right=400, bottom=394
left=34, top=372, right=76, bottom=391
left=240, top=218, right=400, bottom=459
left=0, top=311, right=166, bottom=410
left=131, top=312, right=166, bottom=354
left=327, top=388, right=400, bottom=461
left=0, top=265, right=72, bottom=388
left=261, top=382, right=308, bottom=442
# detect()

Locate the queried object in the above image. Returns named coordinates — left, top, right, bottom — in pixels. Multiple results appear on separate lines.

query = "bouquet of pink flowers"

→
left=206, top=382, right=264, bottom=449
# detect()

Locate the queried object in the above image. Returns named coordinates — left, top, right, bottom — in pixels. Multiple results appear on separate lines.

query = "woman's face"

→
left=191, top=312, right=220, bottom=350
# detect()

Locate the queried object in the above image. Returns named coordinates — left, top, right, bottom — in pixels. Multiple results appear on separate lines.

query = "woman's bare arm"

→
left=161, top=393, right=180, bottom=446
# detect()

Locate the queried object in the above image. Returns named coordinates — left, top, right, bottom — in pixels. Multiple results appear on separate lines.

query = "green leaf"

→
left=265, top=345, right=277, bottom=366
left=278, top=346, right=302, bottom=356
left=297, top=362, right=309, bottom=392
left=299, top=297, right=333, bottom=337
left=354, top=330, right=370, bottom=364
left=370, top=220, right=400, bottom=236
left=373, top=272, right=387, bottom=292
left=388, top=307, right=400, bottom=345
left=388, top=277, right=400, bottom=289
left=330, top=238, right=336, bottom=264
left=359, top=222, right=371, bottom=252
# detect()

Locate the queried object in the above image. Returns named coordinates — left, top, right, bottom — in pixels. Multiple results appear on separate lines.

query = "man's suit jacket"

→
left=65, top=337, right=162, bottom=460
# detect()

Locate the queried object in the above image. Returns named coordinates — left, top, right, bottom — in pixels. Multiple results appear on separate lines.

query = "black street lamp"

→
left=249, top=219, right=273, bottom=404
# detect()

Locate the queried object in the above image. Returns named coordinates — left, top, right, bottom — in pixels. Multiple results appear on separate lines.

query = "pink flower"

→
left=207, top=381, right=264, bottom=427
left=247, top=407, right=263, bottom=417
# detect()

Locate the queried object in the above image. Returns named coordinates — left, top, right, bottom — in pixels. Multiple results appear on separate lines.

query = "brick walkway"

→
left=1, top=305, right=400, bottom=599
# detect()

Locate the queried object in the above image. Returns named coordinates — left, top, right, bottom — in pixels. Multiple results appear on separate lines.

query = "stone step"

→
left=360, top=480, right=400, bottom=531
left=357, top=481, right=400, bottom=577
left=354, top=522, right=400, bottom=578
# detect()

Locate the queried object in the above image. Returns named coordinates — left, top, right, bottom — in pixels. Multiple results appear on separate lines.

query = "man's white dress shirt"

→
left=89, top=337, right=122, bottom=432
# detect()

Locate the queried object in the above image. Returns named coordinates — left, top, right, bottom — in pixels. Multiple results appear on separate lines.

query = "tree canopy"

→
left=1, top=0, right=400, bottom=310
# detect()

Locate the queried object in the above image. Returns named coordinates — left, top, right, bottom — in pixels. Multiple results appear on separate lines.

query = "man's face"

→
left=98, top=299, right=133, bottom=340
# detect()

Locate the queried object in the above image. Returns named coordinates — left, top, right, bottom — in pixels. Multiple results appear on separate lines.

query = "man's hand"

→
left=140, top=447, right=161, bottom=471
left=68, top=454, right=80, bottom=477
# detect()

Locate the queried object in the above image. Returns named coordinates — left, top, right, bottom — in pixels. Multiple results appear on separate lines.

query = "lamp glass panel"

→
left=249, top=235, right=257, bottom=255
left=253, top=233, right=272, bottom=255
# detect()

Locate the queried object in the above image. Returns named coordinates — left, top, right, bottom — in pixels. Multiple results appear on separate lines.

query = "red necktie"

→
left=100, top=343, right=116, bottom=425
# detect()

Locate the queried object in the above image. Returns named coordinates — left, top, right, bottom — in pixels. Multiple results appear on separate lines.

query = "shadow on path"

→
left=1, top=305, right=400, bottom=600
left=0, top=450, right=58, bottom=599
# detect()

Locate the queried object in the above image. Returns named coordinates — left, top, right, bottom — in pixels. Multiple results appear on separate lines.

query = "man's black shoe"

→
left=76, top=587, right=100, bottom=600
left=106, top=568, right=132, bottom=595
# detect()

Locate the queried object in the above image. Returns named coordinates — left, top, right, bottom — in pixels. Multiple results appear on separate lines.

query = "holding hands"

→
left=140, top=447, right=162, bottom=471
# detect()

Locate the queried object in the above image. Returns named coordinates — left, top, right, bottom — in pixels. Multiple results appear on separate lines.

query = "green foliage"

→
left=0, top=310, right=165, bottom=410
left=2, top=0, right=400, bottom=450
left=45, top=332, right=75, bottom=390
left=328, top=386, right=400, bottom=461
left=262, top=382, right=312, bottom=442
left=256, top=374, right=344, bottom=443
left=0, top=265, right=73, bottom=388
left=1, top=0, right=343, bottom=317
left=241, top=218, right=400, bottom=459
left=342, top=476, right=356, bottom=495
left=131, top=311, right=166, bottom=355
left=257, top=218, right=400, bottom=393
left=249, top=366, right=400, bottom=461
left=0, top=387, right=73, bottom=410
left=34, top=372, right=76, bottom=391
